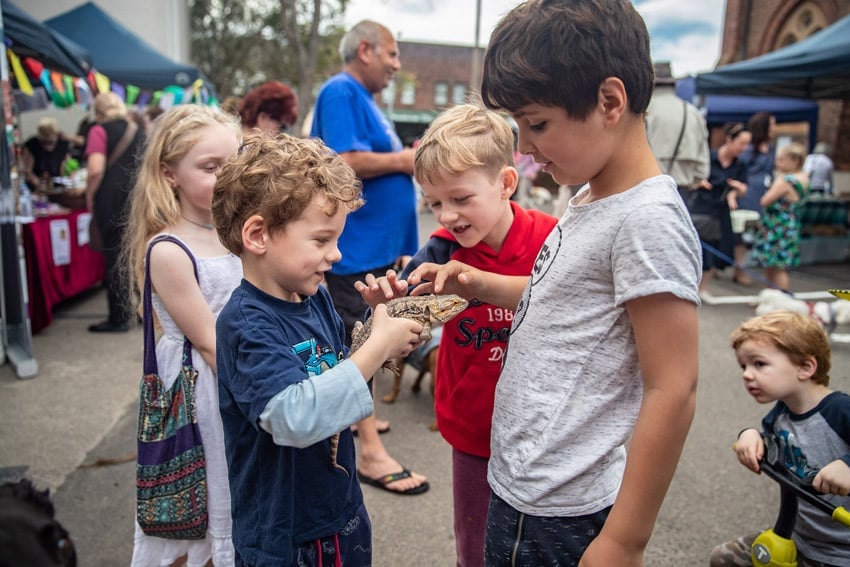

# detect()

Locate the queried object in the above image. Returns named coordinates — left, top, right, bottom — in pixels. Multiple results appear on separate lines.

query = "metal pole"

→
left=470, top=0, right=482, bottom=92
left=0, top=11, right=39, bottom=379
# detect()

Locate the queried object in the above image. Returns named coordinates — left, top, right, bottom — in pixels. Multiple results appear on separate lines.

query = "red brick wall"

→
left=718, top=0, right=850, bottom=167
left=397, top=41, right=478, bottom=110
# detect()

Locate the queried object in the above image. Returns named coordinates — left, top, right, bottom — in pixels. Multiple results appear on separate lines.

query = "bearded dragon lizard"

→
left=350, top=294, right=468, bottom=375
left=329, top=294, right=468, bottom=472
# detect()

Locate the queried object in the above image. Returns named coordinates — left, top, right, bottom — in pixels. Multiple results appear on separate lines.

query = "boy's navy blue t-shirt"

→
left=216, top=281, right=362, bottom=566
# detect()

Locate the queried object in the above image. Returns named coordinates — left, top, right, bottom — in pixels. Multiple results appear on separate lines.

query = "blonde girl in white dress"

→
left=124, top=104, right=241, bottom=566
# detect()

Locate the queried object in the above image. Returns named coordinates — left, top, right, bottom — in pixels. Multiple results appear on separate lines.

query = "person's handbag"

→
left=690, top=213, right=721, bottom=241
left=685, top=187, right=722, bottom=242
left=136, top=235, right=208, bottom=540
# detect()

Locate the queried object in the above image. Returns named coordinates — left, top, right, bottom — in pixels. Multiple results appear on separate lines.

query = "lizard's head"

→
left=427, top=295, right=468, bottom=323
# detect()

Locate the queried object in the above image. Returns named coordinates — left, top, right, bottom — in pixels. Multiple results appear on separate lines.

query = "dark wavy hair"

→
left=238, top=81, right=298, bottom=128
left=481, top=0, right=653, bottom=119
left=747, top=112, right=775, bottom=152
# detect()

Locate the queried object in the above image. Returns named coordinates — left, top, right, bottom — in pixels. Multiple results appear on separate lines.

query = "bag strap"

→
left=106, top=121, right=138, bottom=169
left=143, top=235, right=200, bottom=375
left=665, top=100, right=688, bottom=175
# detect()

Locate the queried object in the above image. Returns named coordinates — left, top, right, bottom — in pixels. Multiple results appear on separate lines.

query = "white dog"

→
left=755, top=288, right=850, bottom=331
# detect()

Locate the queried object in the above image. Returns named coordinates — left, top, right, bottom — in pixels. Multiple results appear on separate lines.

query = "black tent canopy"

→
left=1, top=0, right=91, bottom=77
left=695, top=14, right=850, bottom=100
left=45, top=1, right=208, bottom=91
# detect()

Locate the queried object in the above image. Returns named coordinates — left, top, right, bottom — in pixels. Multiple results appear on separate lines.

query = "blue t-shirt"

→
left=310, top=71, right=418, bottom=275
left=216, top=282, right=367, bottom=566
left=761, top=392, right=850, bottom=565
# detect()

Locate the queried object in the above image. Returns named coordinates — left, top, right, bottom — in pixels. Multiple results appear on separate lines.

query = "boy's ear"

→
left=501, top=166, right=518, bottom=199
left=241, top=214, right=268, bottom=256
left=797, top=355, right=817, bottom=381
left=598, top=77, right=628, bottom=125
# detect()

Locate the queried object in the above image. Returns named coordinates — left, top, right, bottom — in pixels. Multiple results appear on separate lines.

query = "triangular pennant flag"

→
left=87, top=70, right=98, bottom=93
left=126, top=84, right=140, bottom=105
left=191, top=79, right=203, bottom=103
left=111, top=82, right=126, bottom=100
left=40, top=69, right=53, bottom=95
left=50, top=71, right=65, bottom=94
left=158, top=91, right=175, bottom=110
left=136, top=90, right=152, bottom=107
left=75, top=78, right=93, bottom=106
left=63, top=75, right=76, bottom=104
left=164, top=85, right=183, bottom=105
left=23, top=57, right=44, bottom=78
left=94, top=72, right=110, bottom=94
left=8, top=51, right=34, bottom=95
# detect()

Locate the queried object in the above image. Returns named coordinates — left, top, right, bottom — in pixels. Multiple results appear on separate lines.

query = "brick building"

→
left=384, top=40, right=481, bottom=145
left=718, top=0, right=850, bottom=167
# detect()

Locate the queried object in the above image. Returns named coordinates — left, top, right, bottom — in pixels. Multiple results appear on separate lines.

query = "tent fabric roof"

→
left=45, top=1, right=204, bottom=90
left=676, top=76, right=818, bottom=149
left=2, top=0, right=92, bottom=77
left=695, top=14, right=850, bottom=99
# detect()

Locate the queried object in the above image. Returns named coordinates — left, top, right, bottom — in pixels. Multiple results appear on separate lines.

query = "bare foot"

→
left=357, top=449, right=428, bottom=493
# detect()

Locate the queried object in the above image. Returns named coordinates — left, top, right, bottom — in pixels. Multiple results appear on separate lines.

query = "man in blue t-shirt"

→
left=310, top=20, right=428, bottom=495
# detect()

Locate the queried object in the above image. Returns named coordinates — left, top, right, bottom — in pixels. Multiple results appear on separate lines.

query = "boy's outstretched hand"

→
left=355, top=269, right=409, bottom=310
left=813, top=460, right=850, bottom=497
left=406, top=260, right=482, bottom=299
left=734, top=429, right=765, bottom=473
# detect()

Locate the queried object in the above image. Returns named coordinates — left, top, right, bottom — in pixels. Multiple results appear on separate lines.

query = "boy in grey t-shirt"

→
left=407, top=0, right=702, bottom=564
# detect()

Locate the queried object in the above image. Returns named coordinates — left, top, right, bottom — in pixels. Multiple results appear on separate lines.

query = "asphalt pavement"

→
left=2, top=210, right=850, bottom=566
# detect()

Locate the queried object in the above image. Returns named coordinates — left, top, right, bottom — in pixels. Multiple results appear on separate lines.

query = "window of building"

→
left=434, top=82, right=448, bottom=106
left=381, top=80, right=396, bottom=106
left=400, top=82, right=415, bottom=105
left=452, top=83, right=466, bottom=105
left=774, top=1, right=827, bottom=49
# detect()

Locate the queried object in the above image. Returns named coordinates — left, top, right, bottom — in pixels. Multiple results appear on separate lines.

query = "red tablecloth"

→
left=21, top=210, right=105, bottom=333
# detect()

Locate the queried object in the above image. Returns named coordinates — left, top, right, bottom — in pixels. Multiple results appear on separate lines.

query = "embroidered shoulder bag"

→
left=136, top=235, right=208, bottom=539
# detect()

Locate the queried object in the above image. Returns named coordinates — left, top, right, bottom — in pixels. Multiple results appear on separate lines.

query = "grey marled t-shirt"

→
left=488, top=175, right=701, bottom=516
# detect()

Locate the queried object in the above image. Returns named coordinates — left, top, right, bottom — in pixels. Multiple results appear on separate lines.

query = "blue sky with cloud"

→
left=345, top=0, right=727, bottom=76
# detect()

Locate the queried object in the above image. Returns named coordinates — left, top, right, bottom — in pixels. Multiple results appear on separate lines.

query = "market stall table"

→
left=21, top=208, right=105, bottom=333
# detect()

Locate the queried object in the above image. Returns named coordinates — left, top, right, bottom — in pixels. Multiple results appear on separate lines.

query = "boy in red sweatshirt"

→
left=357, top=103, right=557, bottom=565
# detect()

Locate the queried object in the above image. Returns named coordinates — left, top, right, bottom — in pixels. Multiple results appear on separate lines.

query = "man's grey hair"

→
left=339, top=20, right=390, bottom=63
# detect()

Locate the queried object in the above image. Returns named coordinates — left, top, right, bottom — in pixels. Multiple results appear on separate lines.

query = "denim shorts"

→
left=484, top=492, right=610, bottom=567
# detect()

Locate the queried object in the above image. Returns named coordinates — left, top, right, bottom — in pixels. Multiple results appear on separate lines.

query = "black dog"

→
left=0, top=479, right=76, bottom=566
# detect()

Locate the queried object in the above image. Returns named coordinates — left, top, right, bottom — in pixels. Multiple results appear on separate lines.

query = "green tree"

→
left=189, top=0, right=349, bottom=132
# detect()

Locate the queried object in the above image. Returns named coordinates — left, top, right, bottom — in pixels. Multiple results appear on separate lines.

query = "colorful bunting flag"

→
left=94, top=72, right=110, bottom=94
left=111, top=82, right=125, bottom=100
left=39, top=69, right=53, bottom=94
left=7, top=51, right=34, bottom=95
left=8, top=52, right=215, bottom=110
left=136, top=90, right=152, bottom=107
left=126, top=84, right=140, bottom=105
left=22, top=57, right=44, bottom=78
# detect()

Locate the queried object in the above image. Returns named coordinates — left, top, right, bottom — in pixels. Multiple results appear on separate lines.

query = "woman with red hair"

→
left=238, top=81, right=298, bottom=135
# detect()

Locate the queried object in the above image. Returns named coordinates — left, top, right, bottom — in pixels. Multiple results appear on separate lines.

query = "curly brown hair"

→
left=212, top=132, right=363, bottom=254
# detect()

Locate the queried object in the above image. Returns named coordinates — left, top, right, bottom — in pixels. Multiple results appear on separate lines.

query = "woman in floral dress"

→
left=752, top=142, right=809, bottom=292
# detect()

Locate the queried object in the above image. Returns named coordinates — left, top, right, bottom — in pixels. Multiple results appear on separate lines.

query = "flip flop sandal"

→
left=357, top=468, right=430, bottom=495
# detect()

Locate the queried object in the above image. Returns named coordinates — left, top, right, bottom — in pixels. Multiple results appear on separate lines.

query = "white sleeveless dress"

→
left=131, top=236, right=242, bottom=567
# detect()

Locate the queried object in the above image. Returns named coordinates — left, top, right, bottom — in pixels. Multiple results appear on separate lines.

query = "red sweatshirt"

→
left=415, top=202, right=557, bottom=457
